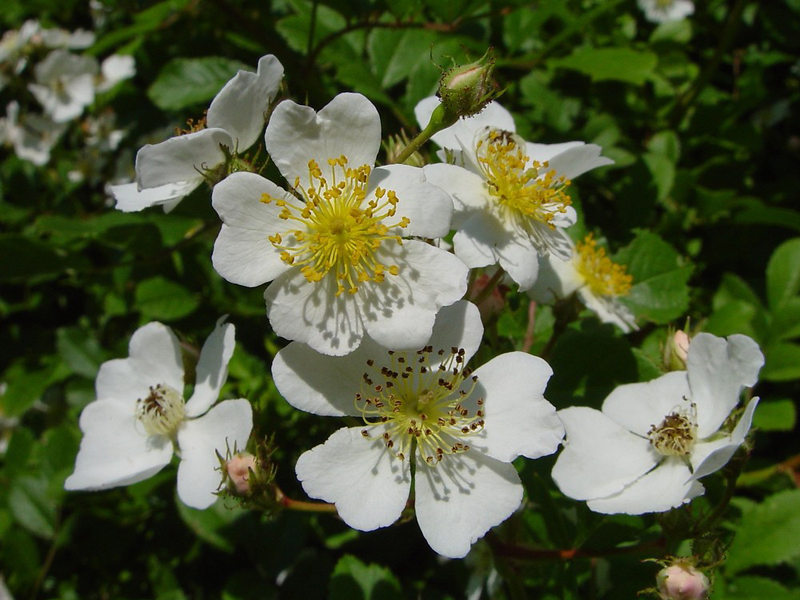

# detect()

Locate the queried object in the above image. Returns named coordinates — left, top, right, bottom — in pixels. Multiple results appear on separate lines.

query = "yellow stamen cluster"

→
left=648, top=401, right=697, bottom=457
left=475, top=129, right=572, bottom=232
left=261, top=156, right=410, bottom=297
left=575, top=234, right=633, bottom=298
left=175, top=112, right=207, bottom=136
left=356, top=346, right=484, bottom=467
left=136, top=383, right=186, bottom=437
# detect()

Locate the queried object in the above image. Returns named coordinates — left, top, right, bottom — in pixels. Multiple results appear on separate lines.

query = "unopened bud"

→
left=663, top=329, right=691, bottom=371
left=438, top=49, right=498, bottom=120
left=224, top=452, right=258, bottom=496
left=657, top=563, right=710, bottom=600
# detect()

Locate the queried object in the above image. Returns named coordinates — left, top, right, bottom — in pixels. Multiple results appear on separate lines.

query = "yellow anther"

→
left=575, top=234, right=632, bottom=297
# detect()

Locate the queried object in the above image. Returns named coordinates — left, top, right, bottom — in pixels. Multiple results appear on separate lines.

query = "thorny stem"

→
left=275, top=486, right=338, bottom=513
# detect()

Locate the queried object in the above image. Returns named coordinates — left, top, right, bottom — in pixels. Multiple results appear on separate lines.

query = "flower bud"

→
left=656, top=563, right=710, bottom=600
left=438, top=49, right=499, bottom=120
left=224, top=452, right=258, bottom=496
left=384, top=131, right=426, bottom=167
left=663, top=329, right=691, bottom=371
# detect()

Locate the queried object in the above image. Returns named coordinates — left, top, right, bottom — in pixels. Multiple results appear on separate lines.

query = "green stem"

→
left=392, top=104, right=457, bottom=164
left=276, top=488, right=338, bottom=513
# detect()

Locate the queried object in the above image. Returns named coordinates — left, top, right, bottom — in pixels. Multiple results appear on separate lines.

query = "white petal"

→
left=176, top=399, right=253, bottom=509
left=422, top=163, right=489, bottom=226
left=528, top=143, right=613, bottom=181
left=578, top=289, right=638, bottom=333
left=426, top=300, right=484, bottom=366
left=266, top=268, right=363, bottom=356
left=452, top=212, right=510, bottom=269
left=295, top=426, right=411, bottom=531
left=586, top=458, right=702, bottom=515
left=527, top=254, right=582, bottom=304
left=525, top=141, right=586, bottom=164
left=414, top=450, right=522, bottom=558
left=272, top=338, right=378, bottom=416
left=551, top=407, right=657, bottom=501
left=358, top=240, right=468, bottom=351
left=211, top=172, right=293, bottom=287
left=65, top=400, right=173, bottom=490
left=110, top=181, right=197, bottom=213
left=136, top=128, right=230, bottom=190
left=265, top=93, right=381, bottom=190
left=414, top=96, right=516, bottom=152
left=207, top=54, right=283, bottom=150
left=185, top=317, right=235, bottom=418
left=690, top=397, right=759, bottom=481
left=470, top=352, right=563, bottom=462
left=95, top=322, right=184, bottom=405
left=367, top=164, right=453, bottom=238
left=601, top=371, right=691, bottom=438
left=687, top=333, right=764, bottom=438
left=496, top=237, right=542, bottom=292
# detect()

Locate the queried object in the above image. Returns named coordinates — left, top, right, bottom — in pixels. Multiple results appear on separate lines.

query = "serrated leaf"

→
left=56, top=327, right=105, bottom=379
left=550, top=47, right=658, bottom=85
left=614, top=230, right=693, bottom=324
left=752, top=399, right=796, bottom=432
left=725, top=489, right=800, bottom=575
left=147, top=57, right=250, bottom=111
left=8, top=475, right=59, bottom=539
left=368, top=28, right=438, bottom=90
left=328, top=555, right=402, bottom=600
left=767, top=238, right=800, bottom=311
left=134, top=277, right=199, bottom=321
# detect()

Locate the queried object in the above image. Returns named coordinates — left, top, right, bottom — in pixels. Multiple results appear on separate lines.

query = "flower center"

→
left=475, top=129, right=572, bottom=232
left=648, top=401, right=697, bottom=457
left=575, top=234, right=633, bottom=297
left=136, top=383, right=186, bottom=437
left=356, top=346, right=485, bottom=467
left=262, top=156, right=410, bottom=297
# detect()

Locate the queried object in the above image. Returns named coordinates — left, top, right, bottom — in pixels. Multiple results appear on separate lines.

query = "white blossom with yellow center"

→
left=529, top=234, right=638, bottom=332
left=65, top=318, right=253, bottom=510
left=551, top=333, right=764, bottom=515
left=272, top=301, right=564, bottom=558
left=212, top=93, right=468, bottom=357
left=637, top=0, right=694, bottom=23
left=415, top=96, right=613, bottom=292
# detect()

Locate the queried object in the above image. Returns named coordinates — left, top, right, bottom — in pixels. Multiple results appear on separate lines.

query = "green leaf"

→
left=328, top=555, right=402, bottom=600
left=2, top=360, right=70, bottom=418
left=176, top=501, right=246, bottom=553
left=725, top=489, right=800, bottom=575
left=772, top=297, right=800, bottom=342
left=549, top=47, right=658, bottom=85
left=761, top=342, right=800, bottom=381
left=614, top=230, right=693, bottom=324
left=368, top=29, right=438, bottom=90
left=0, top=234, right=66, bottom=282
left=752, top=399, right=796, bottom=432
left=134, top=276, right=199, bottom=321
left=717, top=576, right=800, bottom=600
left=642, top=152, right=675, bottom=201
left=8, top=475, right=59, bottom=539
left=147, top=57, right=250, bottom=111
left=766, top=238, right=800, bottom=311
left=56, top=327, right=105, bottom=379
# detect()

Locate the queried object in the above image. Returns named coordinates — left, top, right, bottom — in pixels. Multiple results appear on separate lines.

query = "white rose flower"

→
left=529, top=234, right=638, bottom=332
left=111, top=54, right=283, bottom=213
left=638, top=0, right=695, bottom=23
left=272, top=301, right=564, bottom=557
left=96, top=54, right=136, bottom=92
left=65, top=318, right=253, bottom=509
left=551, top=333, right=764, bottom=515
left=211, top=92, right=469, bottom=356
left=28, top=49, right=98, bottom=123
left=0, top=101, right=66, bottom=166
left=415, top=96, right=613, bottom=291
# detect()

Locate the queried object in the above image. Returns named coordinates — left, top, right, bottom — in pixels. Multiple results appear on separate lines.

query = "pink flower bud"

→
left=225, top=453, right=257, bottom=496
left=663, top=329, right=691, bottom=371
left=674, top=330, right=690, bottom=362
left=657, top=563, right=710, bottom=600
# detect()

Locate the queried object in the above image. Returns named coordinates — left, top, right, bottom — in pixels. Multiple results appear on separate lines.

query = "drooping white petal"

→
left=426, top=300, right=484, bottom=366
left=496, top=236, right=542, bottom=292
left=136, top=128, right=231, bottom=190
left=185, top=317, right=235, bottom=418
left=422, top=163, right=489, bottom=226
left=414, top=96, right=516, bottom=153
left=551, top=407, right=657, bottom=501
left=414, top=449, right=522, bottom=558
left=687, top=333, right=764, bottom=438
left=265, top=268, right=363, bottom=356
left=65, top=400, right=173, bottom=490
left=211, top=172, right=294, bottom=287
left=265, top=93, right=381, bottom=191
left=95, top=322, right=184, bottom=404
left=358, top=240, right=468, bottom=352
left=601, top=371, right=692, bottom=438
left=690, top=398, right=759, bottom=481
left=206, top=54, right=283, bottom=150
left=272, top=338, right=377, bottom=416
left=528, top=143, right=613, bottom=181
left=110, top=181, right=198, bottom=213
left=176, top=399, right=253, bottom=509
left=586, top=458, right=702, bottom=515
left=469, top=352, right=563, bottom=462
left=367, top=164, right=453, bottom=239
left=295, top=426, right=411, bottom=531
left=452, top=211, right=512, bottom=269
